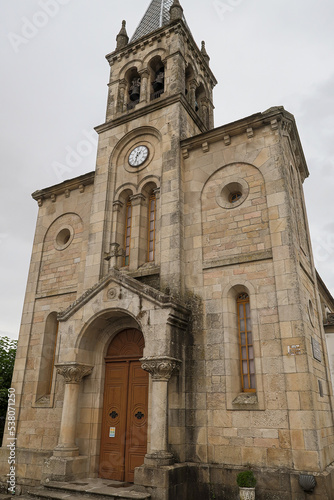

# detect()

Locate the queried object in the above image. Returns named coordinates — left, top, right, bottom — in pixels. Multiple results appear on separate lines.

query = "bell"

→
left=129, top=78, right=141, bottom=101
left=152, top=70, right=164, bottom=92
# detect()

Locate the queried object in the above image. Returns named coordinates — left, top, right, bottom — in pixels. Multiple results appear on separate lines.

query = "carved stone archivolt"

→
left=55, top=362, right=93, bottom=384
left=140, top=356, right=181, bottom=381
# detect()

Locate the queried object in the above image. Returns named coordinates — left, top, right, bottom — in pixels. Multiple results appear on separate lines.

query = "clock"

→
left=128, top=145, right=149, bottom=167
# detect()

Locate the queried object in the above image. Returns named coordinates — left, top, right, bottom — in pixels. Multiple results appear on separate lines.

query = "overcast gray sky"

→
left=1, top=0, right=334, bottom=340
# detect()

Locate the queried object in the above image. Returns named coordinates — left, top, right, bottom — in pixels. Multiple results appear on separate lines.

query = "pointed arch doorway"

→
left=99, top=329, right=148, bottom=482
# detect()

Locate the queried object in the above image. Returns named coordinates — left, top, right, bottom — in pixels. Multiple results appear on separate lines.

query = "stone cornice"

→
left=180, top=106, right=309, bottom=181
left=106, top=19, right=217, bottom=88
left=140, top=356, right=181, bottom=381
left=32, top=171, right=95, bottom=206
left=57, top=268, right=190, bottom=324
left=55, top=362, right=93, bottom=384
left=95, top=92, right=207, bottom=135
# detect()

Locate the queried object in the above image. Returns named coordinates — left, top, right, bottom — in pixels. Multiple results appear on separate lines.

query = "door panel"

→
left=99, top=363, right=129, bottom=480
left=125, top=361, right=149, bottom=482
left=99, top=358, right=148, bottom=482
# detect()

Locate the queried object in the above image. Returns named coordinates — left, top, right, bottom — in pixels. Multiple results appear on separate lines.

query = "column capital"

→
left=130, top=193, right=146, bottom=206
left=55, top=362, right=93, bottom=384
left=140, top=356, right=181, bottom=382
left=138, top=69, right=150, bottom=78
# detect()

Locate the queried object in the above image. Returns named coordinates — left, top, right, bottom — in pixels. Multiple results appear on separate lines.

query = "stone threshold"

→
left=25, top=479, right=150, bottom=500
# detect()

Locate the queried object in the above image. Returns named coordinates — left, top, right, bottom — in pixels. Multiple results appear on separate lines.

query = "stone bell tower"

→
left=4, top=0, right=334, bottom=498
left=81, top=0, right=217, bottom=296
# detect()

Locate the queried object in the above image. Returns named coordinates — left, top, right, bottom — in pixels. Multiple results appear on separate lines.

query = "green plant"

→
left=209, top=483, right=216, bottom=499
left=236, top=470, right=257, bottom=488
left=0, top=337, right=17, bottom=444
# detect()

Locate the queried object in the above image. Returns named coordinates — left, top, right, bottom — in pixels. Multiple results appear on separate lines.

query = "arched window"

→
left=123, top=199, right=132, bottom=266
left=237, top=293, right=256, bottom=392
left=37, top=312, right=58, bottom=400
left=147, top=193, right=156, bottom=262
left=149, top=56, right=165, bottom=101
left=125, top=67, right=141, bottom=110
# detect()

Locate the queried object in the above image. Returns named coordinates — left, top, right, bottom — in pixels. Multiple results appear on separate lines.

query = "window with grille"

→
left=147, top=193, right=156, bottom=262
left=123, top=200, right=132, bottom=266
left=237, top=293, right=256, bottom=392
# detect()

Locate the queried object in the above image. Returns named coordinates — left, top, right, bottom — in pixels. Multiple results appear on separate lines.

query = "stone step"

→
left=27, top=480, right=150, bottom=500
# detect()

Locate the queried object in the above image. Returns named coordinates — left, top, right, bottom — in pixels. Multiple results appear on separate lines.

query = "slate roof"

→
left=130, top=0, right=188, bottom=42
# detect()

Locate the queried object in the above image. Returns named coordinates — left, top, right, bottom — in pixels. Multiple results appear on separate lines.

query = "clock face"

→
left=128, top=145, right=149, bottom=167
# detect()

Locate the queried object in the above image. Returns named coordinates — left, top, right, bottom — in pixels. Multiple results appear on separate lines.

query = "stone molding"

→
left=57, top=268, right=190, bottom=323
left=32, top=171, right=95, bottom=206
left=180, top=106, right=309, bottom=181
left=95, top=92, right=208, bottom=135
left=203, top=249, right=273, bottom=270
left=55, top=362, right=93, bottom=384
left=140, top=356, right=181, bottom=381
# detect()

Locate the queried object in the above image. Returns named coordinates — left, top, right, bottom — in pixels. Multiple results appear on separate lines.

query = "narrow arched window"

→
left=237, top=293, right=256, bottom=392
left=147, top=193, right=156, bottom=262
left=36, top=312, right=58, bottom=401
left=123, top=200, right=132, bottom=266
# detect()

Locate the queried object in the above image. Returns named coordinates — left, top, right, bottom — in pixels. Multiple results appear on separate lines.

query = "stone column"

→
left=139, top=70, right=150, bottom=103
left=129, top=193, right=146, bottom=271
left=53, top=362, right=93, bottom=457
left=117, top=79, right=127, bottom=113
left=188, top=79, right=197, bottom=109
left=140, top=356, right=181, bottom=466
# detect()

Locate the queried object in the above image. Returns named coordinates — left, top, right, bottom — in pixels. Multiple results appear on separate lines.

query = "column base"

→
left=144, top=451, right=174, bottom=466
left=42, top=455, right=89, bottom=483
left=53, top=445, right=79, bottom=458
left=135, top=463, right=188, bottom=500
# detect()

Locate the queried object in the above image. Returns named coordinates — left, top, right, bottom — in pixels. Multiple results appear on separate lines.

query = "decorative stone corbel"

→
left=224, top=135, right=231, bottom=146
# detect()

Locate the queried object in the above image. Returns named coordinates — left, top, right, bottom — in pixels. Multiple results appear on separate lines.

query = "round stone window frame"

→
left=216, top=178, right=249, bottom=209
left=54, top=225, right=74, bottom=251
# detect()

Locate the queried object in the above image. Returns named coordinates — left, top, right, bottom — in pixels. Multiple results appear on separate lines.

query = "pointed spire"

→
left=170, top=0, right=183, bottom=21
left=130, top=0, right=189, bottom=43
left=116, top=20, right=129, bottom=50
left=201, top=41, right=210, bottom=65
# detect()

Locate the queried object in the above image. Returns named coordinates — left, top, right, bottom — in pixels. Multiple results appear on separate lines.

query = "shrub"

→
left=236, top=470, right=257, bottom=488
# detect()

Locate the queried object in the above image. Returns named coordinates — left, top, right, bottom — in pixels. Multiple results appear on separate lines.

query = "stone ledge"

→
left=122, top=265, right=160, bottom=279
left=203, top=249, right=273, bottom=270
left=232, top=393, right=258, bottom=406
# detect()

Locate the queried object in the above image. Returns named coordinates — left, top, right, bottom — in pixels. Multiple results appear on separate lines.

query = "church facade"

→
left=1, top=1, right=334, bottom=498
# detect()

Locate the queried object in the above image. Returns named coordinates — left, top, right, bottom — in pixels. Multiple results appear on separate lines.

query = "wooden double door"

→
left=99, top=329, right=148, bottom=482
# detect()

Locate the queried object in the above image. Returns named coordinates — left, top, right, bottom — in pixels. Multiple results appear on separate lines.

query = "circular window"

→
left=216, top=179, right=249, bottom=209
left=229, top=191, right=242, bottom=203
left=54, top=226, right=74, bottom=251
